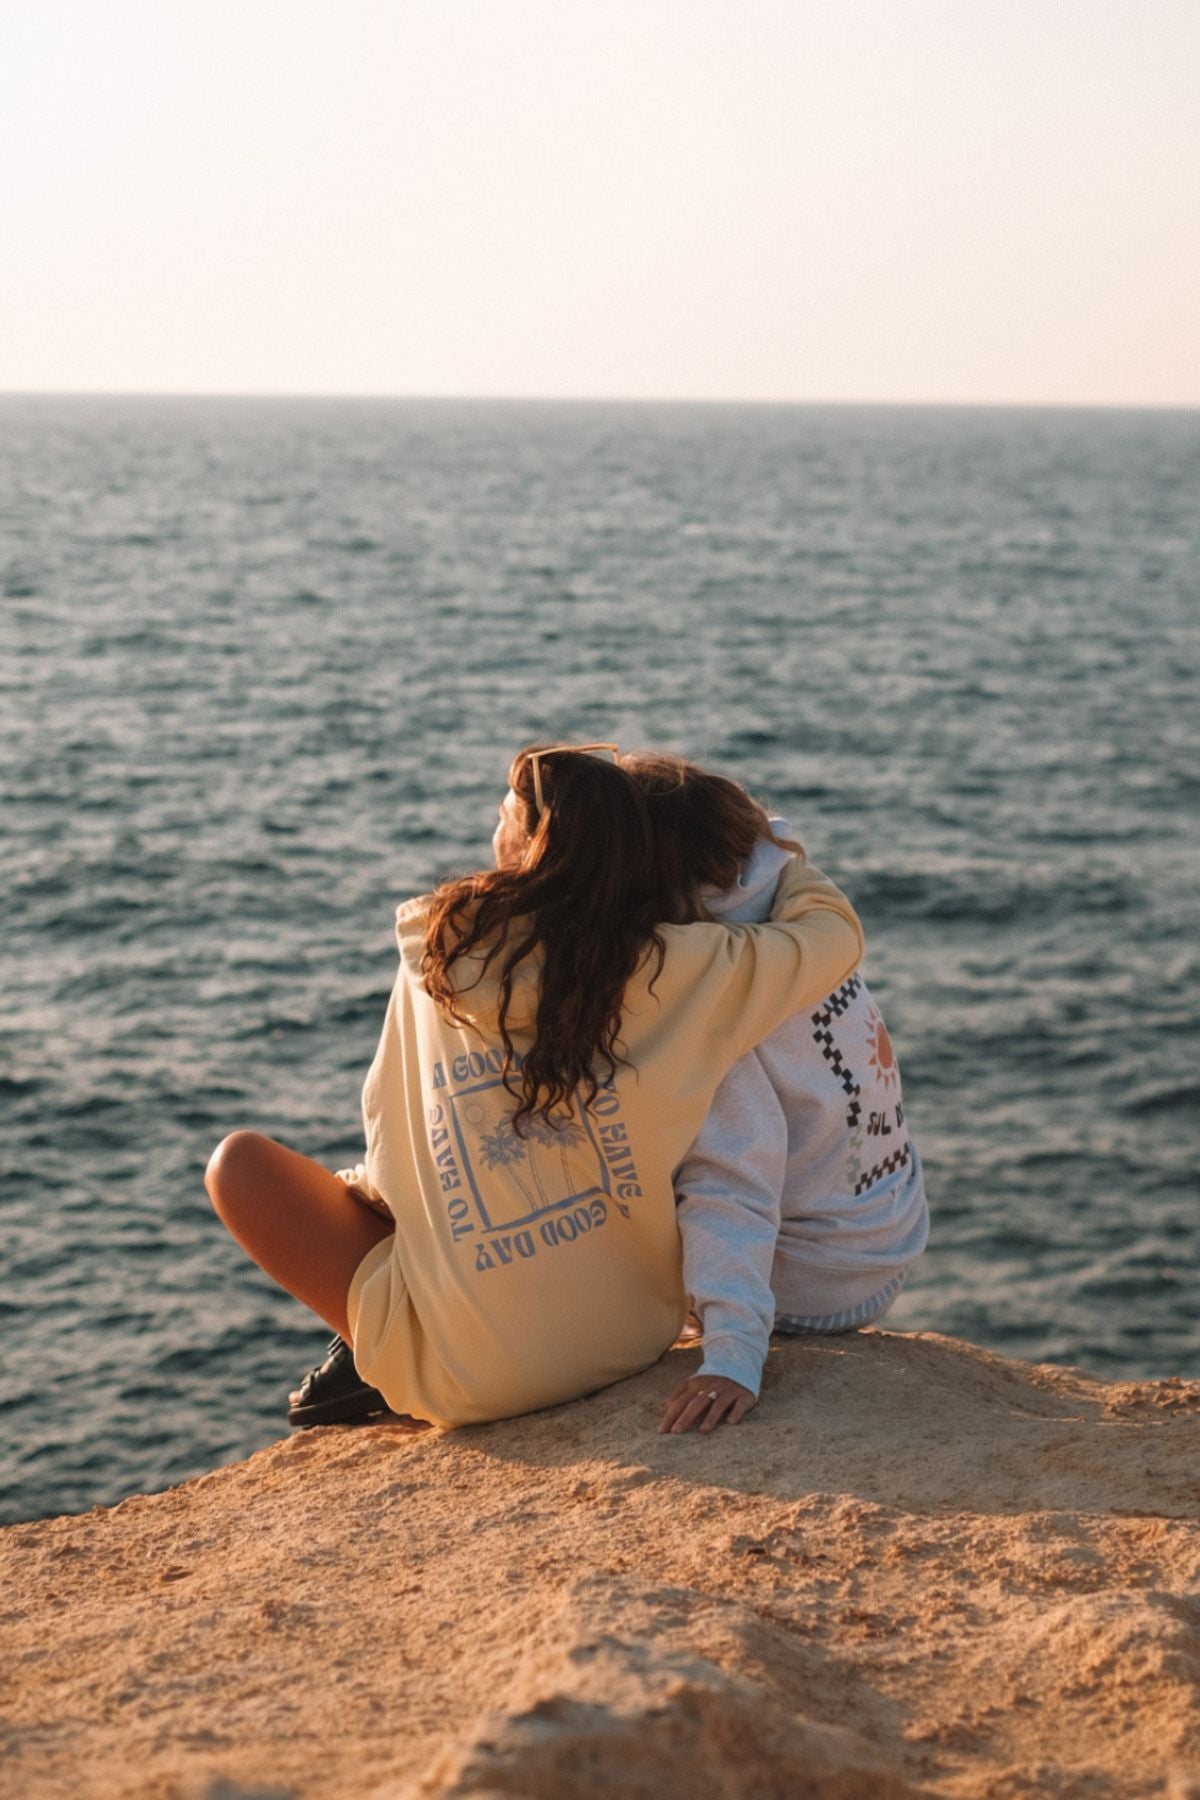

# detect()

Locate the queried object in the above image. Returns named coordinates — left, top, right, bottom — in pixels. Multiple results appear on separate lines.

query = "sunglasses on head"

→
left=525, top=743, right=620, bottom=820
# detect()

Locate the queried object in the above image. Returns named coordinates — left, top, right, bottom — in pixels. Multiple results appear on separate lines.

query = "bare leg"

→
left=205, top=1131, right=394, bottom=1342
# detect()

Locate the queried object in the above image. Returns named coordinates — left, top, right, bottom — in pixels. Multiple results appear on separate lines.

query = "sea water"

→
left=2, top=396, right=1197, bottom=1523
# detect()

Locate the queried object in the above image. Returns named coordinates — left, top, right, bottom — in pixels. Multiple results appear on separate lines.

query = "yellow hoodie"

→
left=341, top=853, right=863, bottom=1426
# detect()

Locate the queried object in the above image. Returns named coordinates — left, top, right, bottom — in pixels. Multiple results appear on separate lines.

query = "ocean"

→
left=2, top=395, right=1197, bottom=1525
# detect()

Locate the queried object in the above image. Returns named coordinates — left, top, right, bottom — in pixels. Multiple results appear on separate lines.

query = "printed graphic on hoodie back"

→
left=426, top=1052, right=644, bottom=1265
left=810, top=976, right=912, bottom=1195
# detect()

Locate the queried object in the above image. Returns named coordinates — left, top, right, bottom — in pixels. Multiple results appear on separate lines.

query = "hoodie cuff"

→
left=696, top=1333, right=764, bottom=1398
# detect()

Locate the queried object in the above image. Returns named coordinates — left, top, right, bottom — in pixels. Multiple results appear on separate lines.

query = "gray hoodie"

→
left=676, top=822, right=928, bottom=1394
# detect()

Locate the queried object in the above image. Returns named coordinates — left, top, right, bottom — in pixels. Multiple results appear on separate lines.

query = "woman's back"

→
left=757, top=972, right=927, bottom=1293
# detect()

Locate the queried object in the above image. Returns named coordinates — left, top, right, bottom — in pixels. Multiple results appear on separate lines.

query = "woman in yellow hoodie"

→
left=206, top=743, right=864, bottom=1428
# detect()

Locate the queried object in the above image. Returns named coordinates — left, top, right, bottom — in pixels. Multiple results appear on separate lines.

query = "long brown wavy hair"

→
left=421, top=746, right=798, bottom=1131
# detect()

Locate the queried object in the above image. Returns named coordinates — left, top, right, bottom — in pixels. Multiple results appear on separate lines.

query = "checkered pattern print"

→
left=812, top=977, right=863, bottom=1134
left=811, top=975, right=862, bottom=1025
left=854, top=1141, right=911, bottom=1196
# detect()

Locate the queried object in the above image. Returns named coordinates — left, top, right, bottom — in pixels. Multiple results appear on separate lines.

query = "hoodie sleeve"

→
left=652, top=855, right=864, bottom=1072
left=675, top=1054, right=785, bottom=1397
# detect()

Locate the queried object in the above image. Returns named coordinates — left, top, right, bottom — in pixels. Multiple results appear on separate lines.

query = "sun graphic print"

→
left=865, top=1008, right=899, bottom=1087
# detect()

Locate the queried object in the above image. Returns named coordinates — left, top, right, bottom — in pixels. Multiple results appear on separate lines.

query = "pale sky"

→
left=2, top=0, right=1198, bottom=405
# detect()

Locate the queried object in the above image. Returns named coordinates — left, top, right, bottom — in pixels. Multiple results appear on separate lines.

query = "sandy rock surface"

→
left=3, top=1329, right=1199, bottom=1800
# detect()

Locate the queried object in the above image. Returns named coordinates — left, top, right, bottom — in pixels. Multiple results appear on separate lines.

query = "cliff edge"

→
left=3, top=1330, right=1198, bottom=1799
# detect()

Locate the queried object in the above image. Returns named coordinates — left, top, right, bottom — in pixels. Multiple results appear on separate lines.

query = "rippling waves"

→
left=2, top=396, right=1198, bottom=1523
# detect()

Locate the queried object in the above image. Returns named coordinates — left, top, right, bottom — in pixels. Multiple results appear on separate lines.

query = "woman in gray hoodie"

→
left=624, top=760, right=927, bottom=1438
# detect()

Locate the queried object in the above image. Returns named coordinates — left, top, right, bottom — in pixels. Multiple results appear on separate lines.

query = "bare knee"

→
left=205, top=1129, right=276, bottom=1217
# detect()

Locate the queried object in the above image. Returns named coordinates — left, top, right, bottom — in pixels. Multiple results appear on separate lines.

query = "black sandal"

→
left=286, top=1335, right=388, bottom=1428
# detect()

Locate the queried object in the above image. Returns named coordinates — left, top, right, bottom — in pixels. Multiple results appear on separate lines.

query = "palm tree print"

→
left=524, top=1110, right=589, bottom=1202
left=469, top=1093, right=625, bottom=1224
left=526, top=1107, right=630, bottom=1217
left=476, top=1117, right=537, bottom=1211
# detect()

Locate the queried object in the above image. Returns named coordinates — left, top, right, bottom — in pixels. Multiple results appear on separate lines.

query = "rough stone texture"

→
left=3, top=1329, right=1198, bottom=1799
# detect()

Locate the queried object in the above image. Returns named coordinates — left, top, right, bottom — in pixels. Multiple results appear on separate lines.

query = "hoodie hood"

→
left=699, top=816, right=795, bottom=925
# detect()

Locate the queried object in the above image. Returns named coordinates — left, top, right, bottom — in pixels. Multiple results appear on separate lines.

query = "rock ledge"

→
left=3, top=1330, right=1198, bottom=1799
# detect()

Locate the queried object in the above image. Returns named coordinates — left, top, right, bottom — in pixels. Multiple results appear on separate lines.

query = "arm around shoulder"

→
left=646, top=855, right=863, bottom=1078
left=716, top=855, right=864, bottom=1061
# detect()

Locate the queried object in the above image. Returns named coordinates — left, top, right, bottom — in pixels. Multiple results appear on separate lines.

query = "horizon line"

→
left=1, top=388, right=1198, bottom=414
